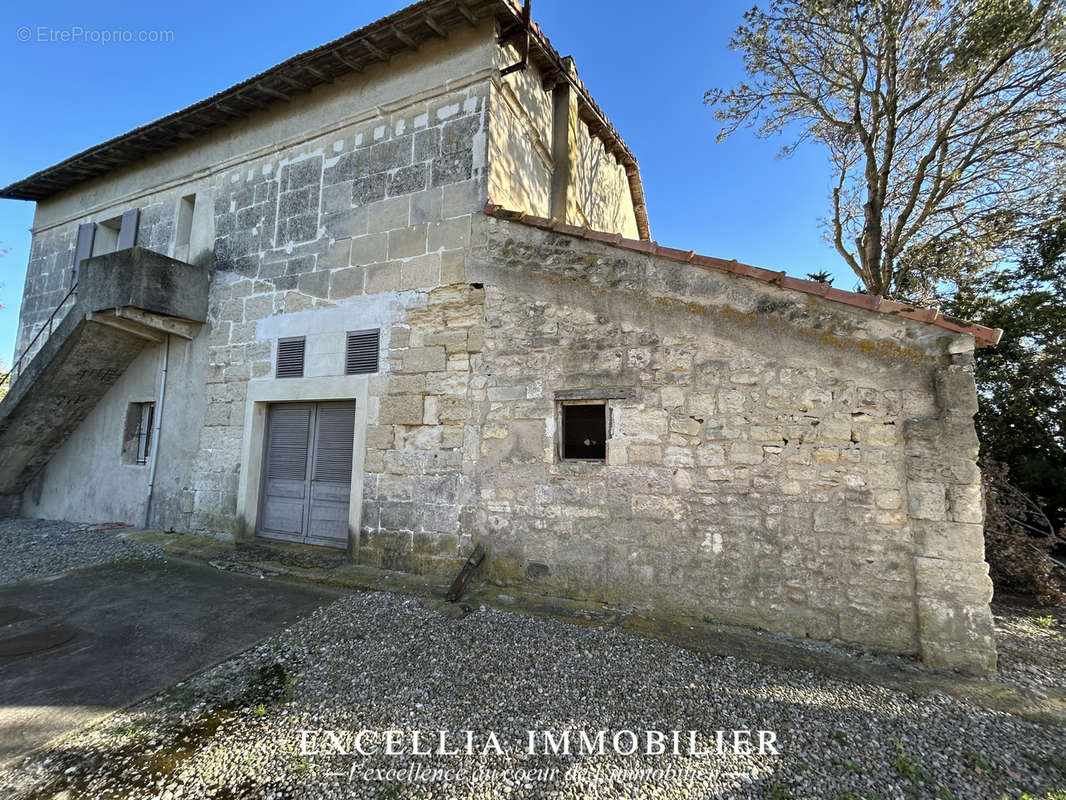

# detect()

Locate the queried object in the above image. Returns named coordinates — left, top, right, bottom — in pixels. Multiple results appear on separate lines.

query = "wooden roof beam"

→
left=456, top=1, right=478, bottom=25
left=331, top=49, right=363, bottom=72
left=255, top=82, right=292, bottom=101
left=391, top=25, right=418, bottom=48
left=424, top=15, right=448, bottom=38
left=302, top=63, right=333, bottom=83
left=362, top=38, right=389, bottom=62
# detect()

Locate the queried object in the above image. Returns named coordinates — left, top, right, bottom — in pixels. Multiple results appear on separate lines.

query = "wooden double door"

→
left=257, top=401, right=355, bottom=548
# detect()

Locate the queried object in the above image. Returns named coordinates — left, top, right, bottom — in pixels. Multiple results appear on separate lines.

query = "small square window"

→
left=560, top=402, right=607, bottom=461
left=92, top=217, right=122, bottom=257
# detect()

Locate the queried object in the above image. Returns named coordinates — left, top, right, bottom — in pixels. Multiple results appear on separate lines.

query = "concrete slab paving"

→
left=0, top=556, right=343, bottom=764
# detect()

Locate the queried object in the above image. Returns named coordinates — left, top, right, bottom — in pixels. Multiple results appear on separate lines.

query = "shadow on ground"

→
left=0, top=556, right=343, bottom=764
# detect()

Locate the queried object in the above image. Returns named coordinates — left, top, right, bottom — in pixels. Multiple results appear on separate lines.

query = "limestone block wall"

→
left=487, top=39, right=638, bottom=238
left=570, top=103, right=639, bottom=237
left=487, top=42, right=554, bottom=220
left=906, top=359, right=996, bottom=673
left=462, top=216, right=995, bottom=674
left=190, top=80, right=491, bottom=538
left=360, top=283, right=486, bottom=574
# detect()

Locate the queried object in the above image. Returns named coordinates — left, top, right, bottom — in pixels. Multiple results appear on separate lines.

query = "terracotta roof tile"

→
left=483, top=203, right=1002, bottom=348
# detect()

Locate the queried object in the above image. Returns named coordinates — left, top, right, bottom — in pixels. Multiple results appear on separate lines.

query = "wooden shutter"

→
left=117, top=208, right=140, bottom=250
left=267, top=405, right=312, bottom=480
left=312, top=402, right=356, bottom=482
left=276, top=337, right=305, bottom=378
left=308, top=401, right=356, bottom=547
left=345, top=329, right=380, bottom=374
left=72, top=223, right=96, bottom=286
left=260, top=404, right=313, bottom=541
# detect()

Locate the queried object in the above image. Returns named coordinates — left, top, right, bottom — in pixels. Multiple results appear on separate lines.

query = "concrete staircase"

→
left=0, top=248, right=210, bottom=515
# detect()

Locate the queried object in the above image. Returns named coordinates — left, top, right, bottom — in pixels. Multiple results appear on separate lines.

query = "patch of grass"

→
left=1023, top=752, right=1066, bottom=774
left=112, top=723, right=141, bottom=739
left=252, top=703, right=268, bottom=717
left=292, top=755, right=310, bottom=775
left=831, top=729, right=849, bottom=745
left=971, top=751, right=994, bottom=772
left=380, top=783, right=402, bottom=800
left=845, top=760, right=864, bottom=774
left=237, top=662, right=294, bottom=707
left=934, top=787, right=956, bottom=800
left=767, top=783, right=793, bottom=800
left=162, top=684, right=195, bottom=710
left=893, top=744, right=935, bottom=784
left=1033, top=615, right=1057, bottom=630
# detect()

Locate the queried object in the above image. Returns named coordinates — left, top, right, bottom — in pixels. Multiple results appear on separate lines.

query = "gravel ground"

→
left=1, top=591, right=1062, bottom=800
left=0, top=518, right=163, bottom=583
left=993, top=602, right=1066, bottom=694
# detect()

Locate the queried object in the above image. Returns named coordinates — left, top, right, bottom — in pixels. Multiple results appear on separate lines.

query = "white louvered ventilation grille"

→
left=276, top=337, right=305, bottom=378
left=267, top=406, right=311, bottom=481
left=346, top=329, right=380, bottom=375
left=313, top=402, right=356, bottom=482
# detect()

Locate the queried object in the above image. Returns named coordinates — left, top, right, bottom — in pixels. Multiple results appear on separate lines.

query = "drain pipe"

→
left=143, top=335, right=170, bottom=529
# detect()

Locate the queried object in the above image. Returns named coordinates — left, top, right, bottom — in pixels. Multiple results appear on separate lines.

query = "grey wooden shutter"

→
left=345, top=329, right=380, bottom=374
left=267, top=405, right=312, bottom=481
left=117, top=208, right=140, bottom=250
left=260, top=404, right=313, bottom=541
left=312, top=402, right=356, bottom=482
left=276, top=337, right=305, bottom=378
left=72, top=223, right=96, bottom=286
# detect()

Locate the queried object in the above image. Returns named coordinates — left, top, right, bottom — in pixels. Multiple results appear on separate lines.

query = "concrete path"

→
left=0, top=556, right=342, bottom=764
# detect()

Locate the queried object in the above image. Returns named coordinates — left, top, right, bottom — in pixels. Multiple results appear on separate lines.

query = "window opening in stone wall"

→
left=92, top=217, right=121, bottom=257
left=560, top=402, right=608, bottom=461
left=175, top=194, right=196, bottom=260
left=122, top=402, right=155, bottom=465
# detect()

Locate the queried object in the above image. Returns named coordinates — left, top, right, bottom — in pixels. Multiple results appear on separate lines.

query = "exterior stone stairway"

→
left=0, top=248, right=210, bottom=515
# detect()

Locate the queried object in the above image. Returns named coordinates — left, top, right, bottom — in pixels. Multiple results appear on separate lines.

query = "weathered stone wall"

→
left=460, top=216, right=994, bottom=673
left=9, top=20, right=994, bottom=671
left=15, top=28, right=498, bottom=554
left=360, top=283, right=485, bottom=574
left=907, top=357, right=996, bottom=673
left=570, top=102, right=638, bottom=237
left=487, top=40, right=639, bottom=238
left=487, top=43, right=554, bottom=220
left=190, top=79, right=490, bottom=541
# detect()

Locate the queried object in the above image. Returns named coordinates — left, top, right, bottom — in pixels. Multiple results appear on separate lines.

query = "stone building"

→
left=0, top=0, right=1002, bottom=673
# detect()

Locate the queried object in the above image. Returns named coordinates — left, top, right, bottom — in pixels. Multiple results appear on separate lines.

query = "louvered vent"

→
left=276, top=337, right=306, bottom=378
left=313, top=402, right=356, bottom=482
left=346, top=329, right=380, bottom=375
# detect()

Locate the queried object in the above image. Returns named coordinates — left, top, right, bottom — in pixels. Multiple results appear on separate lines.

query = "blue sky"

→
left=0, top=0, right=852, bottom=365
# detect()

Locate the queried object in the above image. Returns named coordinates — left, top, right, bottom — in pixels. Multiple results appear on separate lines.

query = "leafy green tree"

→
left=706, top=0, right=1066, bottom=299
left=948, top=207, right=1066, bottom=528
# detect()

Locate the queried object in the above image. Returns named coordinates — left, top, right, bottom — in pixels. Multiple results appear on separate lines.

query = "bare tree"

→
left=706, top=0, right=1066, bottom=299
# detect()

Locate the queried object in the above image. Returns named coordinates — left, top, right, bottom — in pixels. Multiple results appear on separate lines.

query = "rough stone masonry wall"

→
left=463, top=216, right=995, bottom=674
left=188, top=79, right=490, bottom=543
